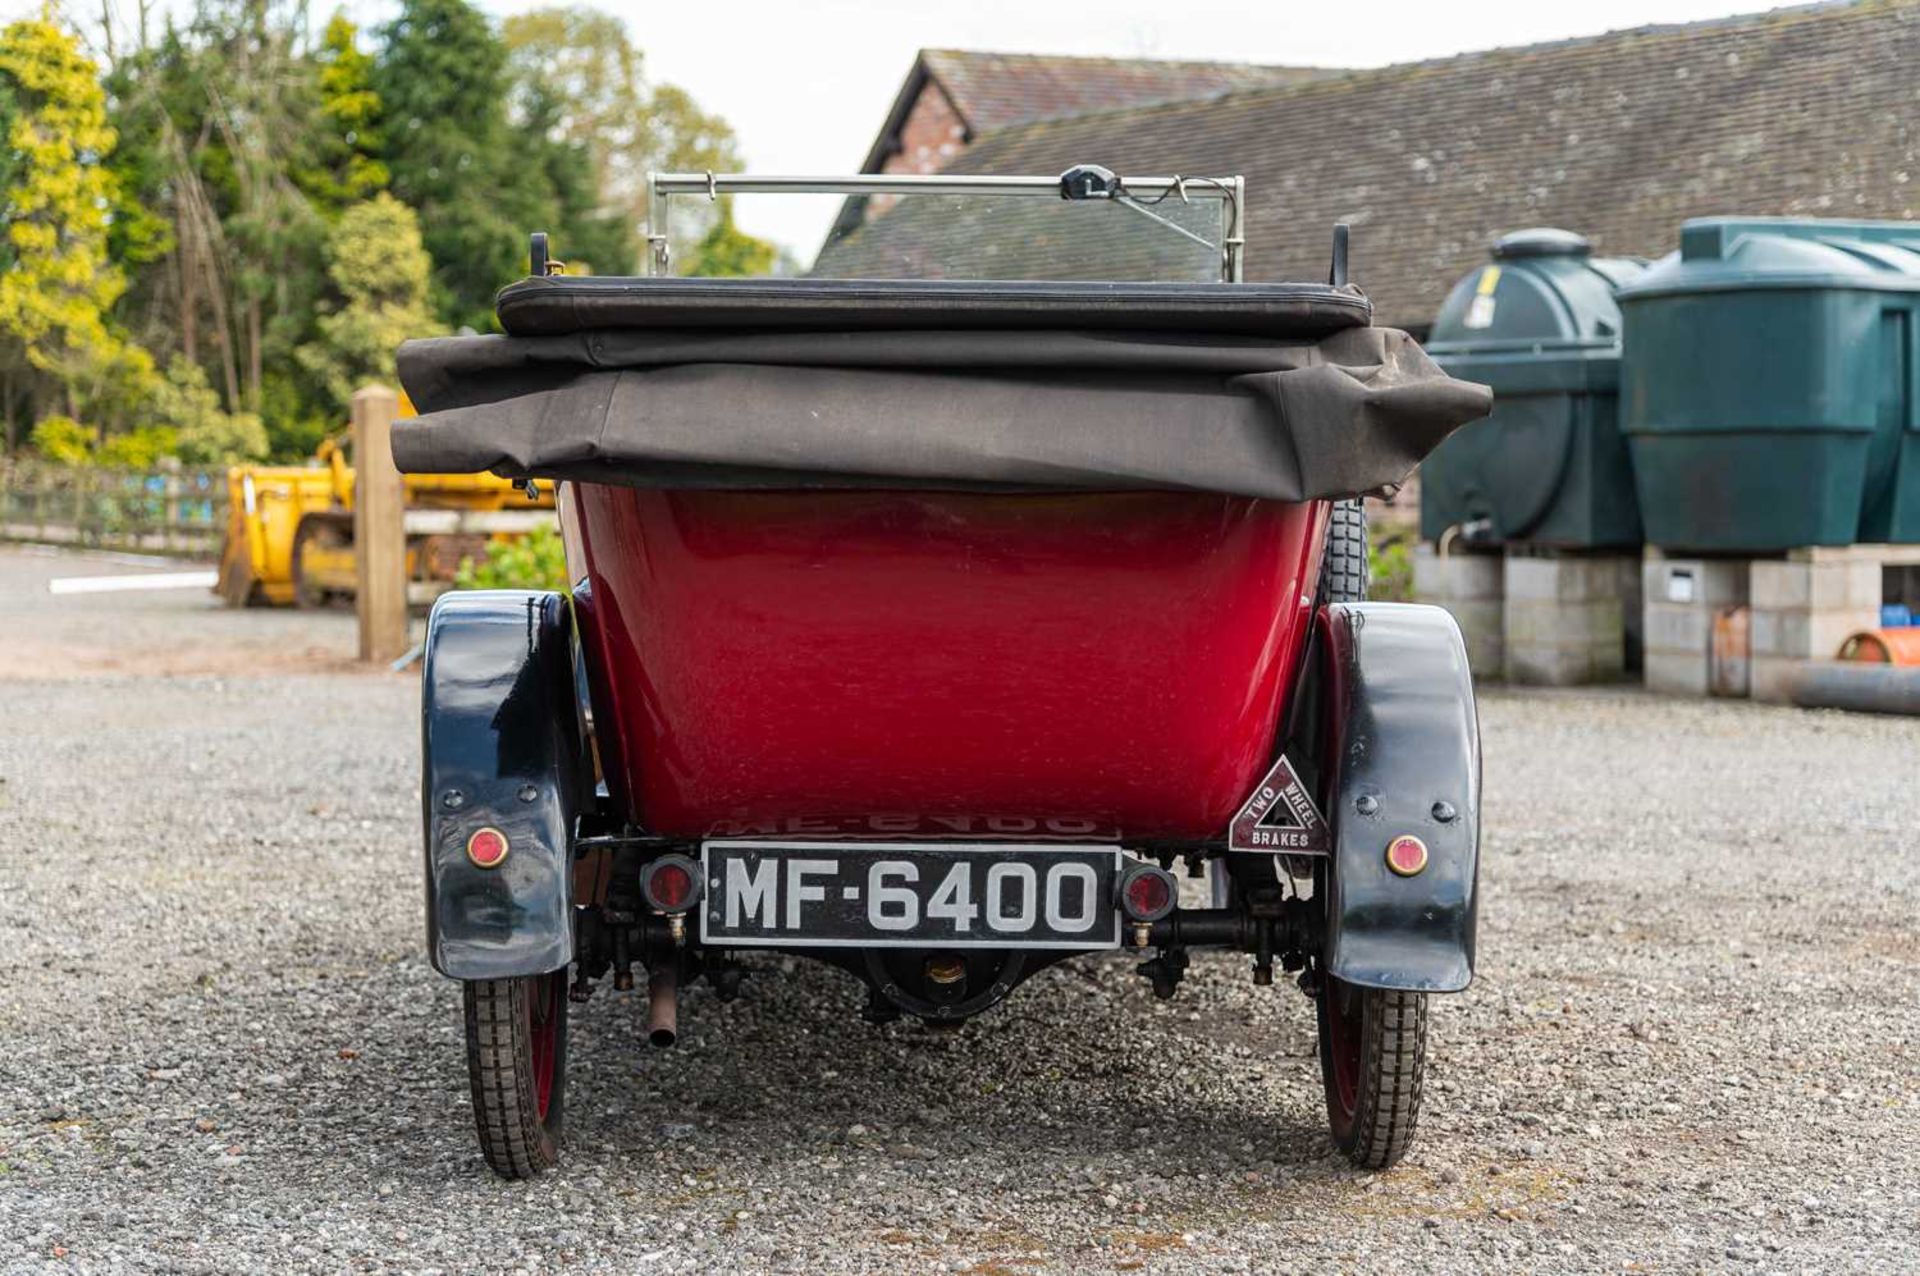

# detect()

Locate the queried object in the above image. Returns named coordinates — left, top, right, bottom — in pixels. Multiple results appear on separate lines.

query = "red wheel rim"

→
left=527, top=974, right=560, bottom=1120
left=1325, top=979, right=1361, bottom=1120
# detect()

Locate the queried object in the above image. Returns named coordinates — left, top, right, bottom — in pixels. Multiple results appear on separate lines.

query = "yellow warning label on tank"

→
left=1464, top=266, right=1501, bottom=329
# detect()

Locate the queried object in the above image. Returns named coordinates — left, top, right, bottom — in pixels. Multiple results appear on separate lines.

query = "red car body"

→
left=567, top=486, right=1329, bottom=842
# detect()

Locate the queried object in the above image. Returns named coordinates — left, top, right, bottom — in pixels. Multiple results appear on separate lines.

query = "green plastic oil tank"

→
left=1422, top=229, right=1647, bottom=548
left=1619, top=217, right=1920, bottom=550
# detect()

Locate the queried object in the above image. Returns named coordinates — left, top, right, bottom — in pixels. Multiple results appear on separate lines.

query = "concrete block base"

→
left=1414, top=546, right=1640, bottom=685
left=1642, top=545, right=1896, bottom=701
left=1746, top=549, right=1885, bottom=704
left=1414, top=546, right=1504, bottom=678
left=1645, top=647, right=1711, bottom=697
left=1502, top=553, right=1636, bottom=686
left=1641, top=551, right=1749, bottom=697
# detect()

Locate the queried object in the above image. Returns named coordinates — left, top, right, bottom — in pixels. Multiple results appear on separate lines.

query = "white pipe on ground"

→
left=47, top=571, right=219, bottom=595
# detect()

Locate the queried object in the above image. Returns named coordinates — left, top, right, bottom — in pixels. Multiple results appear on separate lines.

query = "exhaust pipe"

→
left=646, top=965, right=678, bottom=1048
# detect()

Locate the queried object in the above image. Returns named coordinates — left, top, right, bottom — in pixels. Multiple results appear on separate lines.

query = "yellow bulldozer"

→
left=216, top=401, right=554, bottom=608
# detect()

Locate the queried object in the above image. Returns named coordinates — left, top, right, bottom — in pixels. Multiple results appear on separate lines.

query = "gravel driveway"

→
left=0, top=545, right=1916, bottom=1273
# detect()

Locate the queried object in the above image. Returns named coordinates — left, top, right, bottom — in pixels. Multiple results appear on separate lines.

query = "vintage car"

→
left=394, top=168, right=1491, bottom=1178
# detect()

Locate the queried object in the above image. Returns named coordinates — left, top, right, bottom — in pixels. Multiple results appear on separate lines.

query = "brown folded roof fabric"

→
left=393, top=279, right=1490, bottom=502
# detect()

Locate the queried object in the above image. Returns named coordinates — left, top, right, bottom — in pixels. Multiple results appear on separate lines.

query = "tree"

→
left=95, top=423, right=180, bottom=468
left=151, top=355, right=267, bottom=463
left=684, top=198, right=779, bottom=278
left=297, top=192, right=440, bottom=413
left=375, top=0, right=542, bottom=331
left=95, top=35, right=173, bottom=285
left=28, top=415, right=93, bottom=463
left=502, top=7, right=742, bottom=268
left=101, top=2, right=328, bottom=424
left=0, top=70, right=16, bottom=257
left=190, top=0, right=329, bottom=418
left=0, top=2, right=760, bottom=459
left=98, top=28, right=204, bottom=378
left=0, top=17, right=155, bottom=442
left=294, top=12, right=387, bottom=215
left=511, top=53, right=630, bottom=275
left=0, top=69, right=18, bottom=445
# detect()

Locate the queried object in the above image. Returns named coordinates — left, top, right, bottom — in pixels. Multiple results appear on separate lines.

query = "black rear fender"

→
left=421, top=590, right=584, bottom=980
left=1318, top=602, right=1480, bottom=993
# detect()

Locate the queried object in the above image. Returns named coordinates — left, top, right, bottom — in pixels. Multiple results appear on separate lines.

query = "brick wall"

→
left=881, top=80, right=969, bottom=177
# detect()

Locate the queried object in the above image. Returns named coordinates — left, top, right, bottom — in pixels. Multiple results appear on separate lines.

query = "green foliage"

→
left=258, top=369, right=332, bottom=460
left=456, top=522, right=570, bottom=591
left=150, top=357, right=267, bottom=463
left=1369, top=530, right=1415, bottom=603
left=96, top=35, right=185, bottom=323
left=20, top=359, right=263, bottom=466
left=95, top=424, right=180, bottom=468
left=685, top=198, right=778, bottom=278
left=29, top=415, right=94, bottom=464
left=376, top=0, right=535, bottom=331
left=94, top=1, right=327, bottom=437
left=0, top=19, right=156, bottom=423
left=296, top=13, right=388, bottom=214
left=94, top=47, right=172, bottom=276
left=3, top=5, right=751, bottom=462
left=0, top=73, right=16, bottom=269
left=296, top=193, right=440, bottom=413
left=509, top=69, right=630, bottom=277
left=502, top=7, right=741, bottom=263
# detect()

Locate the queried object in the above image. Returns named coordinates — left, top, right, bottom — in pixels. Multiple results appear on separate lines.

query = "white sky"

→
left=16, top=0, right=1787, bottom=256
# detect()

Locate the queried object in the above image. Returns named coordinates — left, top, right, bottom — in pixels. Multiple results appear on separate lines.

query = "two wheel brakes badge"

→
left=1227, top=755, right=1330, bottom=855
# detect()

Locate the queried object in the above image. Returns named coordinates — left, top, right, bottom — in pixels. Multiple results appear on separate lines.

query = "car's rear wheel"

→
left=1310, top=497, right=1424, bottom=1167
left=1315, top=974, right=1426, bottom=1168
left=1319, top=497, right=1370, bottom=604
left=464, top=970, right=568, bottom=1178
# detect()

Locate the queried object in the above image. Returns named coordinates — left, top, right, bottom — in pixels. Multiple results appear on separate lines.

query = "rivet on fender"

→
left=1385, top=834, right=1428, bottom=877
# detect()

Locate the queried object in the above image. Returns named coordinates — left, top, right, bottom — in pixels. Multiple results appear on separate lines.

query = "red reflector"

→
left=643, top=856, right=702, bottom=913
left=651, top=863, right=693, bottom=908
left=1125, top=873, right=1171, bottom=918
left=1385, top=835, right=1428, bottom=877
left=1118, top=864, right=1176, bottom=922
left=466, top=827, right=509, bottom=869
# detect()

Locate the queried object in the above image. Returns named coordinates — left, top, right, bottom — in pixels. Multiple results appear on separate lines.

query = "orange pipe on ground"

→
left=1837, top=628, right=1920, bottom=666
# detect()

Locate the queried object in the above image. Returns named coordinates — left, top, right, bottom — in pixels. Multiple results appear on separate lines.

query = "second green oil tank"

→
left=1619, top=217, right=1920, bottom=551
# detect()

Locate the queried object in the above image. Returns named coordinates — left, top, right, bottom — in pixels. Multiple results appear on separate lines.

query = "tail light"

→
left=1385, top=835, right=1429, bottom=877
left=466, top=827, right=510, bottom=869
left=1117, top=862, right=1176, bottom=922
left=641, top=854, right=702, bottom=913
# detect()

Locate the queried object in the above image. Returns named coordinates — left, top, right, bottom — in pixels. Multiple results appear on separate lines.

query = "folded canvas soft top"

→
left=394, top=277, right=1491, bottom=502
left=493, top=276, right=1375, bottom=337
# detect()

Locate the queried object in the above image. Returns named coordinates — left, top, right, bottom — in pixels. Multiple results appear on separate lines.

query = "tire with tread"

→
left=1314, top=501, right=1429, bottom=1168
left=464, top=971, right=568, bottom=1179
left=1316, top=976, right=1428, bottom=1169
left=1319, top=498, right=1370, bottom=604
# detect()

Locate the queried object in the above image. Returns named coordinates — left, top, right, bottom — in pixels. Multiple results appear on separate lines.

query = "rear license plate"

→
left=700, top=841, right=1121, bottom=949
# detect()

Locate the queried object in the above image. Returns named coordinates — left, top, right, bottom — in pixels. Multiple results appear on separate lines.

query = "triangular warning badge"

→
left=1257, top=800, right=1305, bottom=830
left=1228, top=755, right=1330, bottom=854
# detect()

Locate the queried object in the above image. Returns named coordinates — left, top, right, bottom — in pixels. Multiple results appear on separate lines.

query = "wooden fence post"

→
left=352, top=384, right=409, bottom=664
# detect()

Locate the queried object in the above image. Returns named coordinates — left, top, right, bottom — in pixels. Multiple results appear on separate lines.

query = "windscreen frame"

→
left=643, top=170, right=1247, bottom=283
